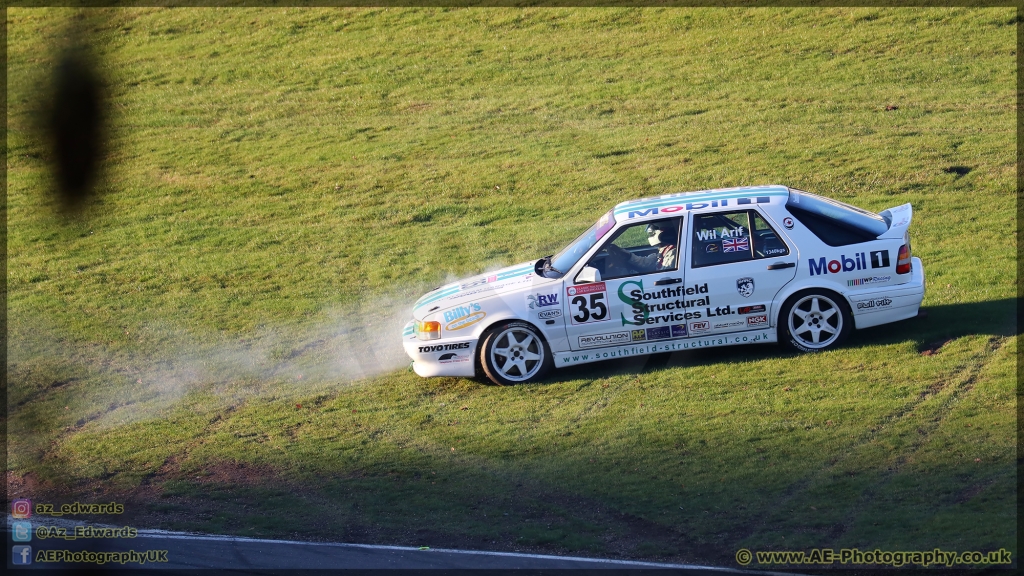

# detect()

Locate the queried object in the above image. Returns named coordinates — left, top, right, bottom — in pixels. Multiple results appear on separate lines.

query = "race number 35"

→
left=567, top=282, right=610, bottom=325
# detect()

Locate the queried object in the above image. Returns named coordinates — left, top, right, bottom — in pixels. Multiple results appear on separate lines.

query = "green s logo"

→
left=618, top=279, right=648, bottom=326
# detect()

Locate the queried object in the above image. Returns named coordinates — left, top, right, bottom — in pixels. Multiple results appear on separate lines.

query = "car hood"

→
left=412, top=261, right=542, bottom=319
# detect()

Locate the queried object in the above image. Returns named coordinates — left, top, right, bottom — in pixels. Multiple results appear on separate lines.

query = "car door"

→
left=563, top=217, right=692, bottom=351
left=685, top=209, right=797, bottom=336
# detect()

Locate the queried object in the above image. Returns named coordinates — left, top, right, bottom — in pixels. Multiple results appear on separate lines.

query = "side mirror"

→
left=576, top=266, right=601, bottom=284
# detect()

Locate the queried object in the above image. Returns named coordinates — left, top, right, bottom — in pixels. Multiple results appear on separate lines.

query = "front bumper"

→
left=402, top=320, right=478, bottom=378
left=851, top=257, right=926, bottom=329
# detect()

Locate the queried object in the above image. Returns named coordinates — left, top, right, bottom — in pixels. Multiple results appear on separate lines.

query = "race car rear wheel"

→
left=480, top=321, right=552, bottom=385
left=780, top=290, right=852, bottom=352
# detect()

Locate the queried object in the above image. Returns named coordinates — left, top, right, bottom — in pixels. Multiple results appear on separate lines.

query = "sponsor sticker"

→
left=670, top=324, right=688, bottom=338
left=737, top=304, right=766, bottom=314
left=705, top=243, right=719, bottom=253
left=783, top=216, right=794, bottom=229
left=443, top=303, right=486, bottom=331
left=848, top=275, right=892, bottom=287
left=579, top=331, right=632, bottom=348
left=568, top=282, right=606, bottom=296
left=689, top=321, right=711, bottom=333
left=438, top=352, right=470, bottom=364
left=631, top=329, right=647, bottom=341
left=713, top=319, right=744, bottom=329
left=746, top=314, right=768, bottom=327
left=418, top=342, right=471, bottom=353
left=736, top=277, right=754, bottom=298
left=808, top=251, right=889, bottom=276
left=527, top=292, right=559, bottom=309
left=646, top=326, right=671, bottom=340
left=538, top=309, right=562, bottom=320
left=856, top=297, right=894, bottom=311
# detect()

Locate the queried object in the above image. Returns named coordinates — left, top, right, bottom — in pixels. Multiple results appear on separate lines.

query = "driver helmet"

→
left=646, top=222, right=677, bottom=247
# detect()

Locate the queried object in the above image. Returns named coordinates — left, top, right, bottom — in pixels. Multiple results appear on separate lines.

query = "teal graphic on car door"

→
left=564, top=218, right=693, bottom=351
left=685, top=209, right=797, bottom=336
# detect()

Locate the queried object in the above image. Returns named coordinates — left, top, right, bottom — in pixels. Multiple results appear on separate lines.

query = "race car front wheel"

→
left=780, top=290, right=852, bottom=353
left=480, top=321, right=552, bottom=385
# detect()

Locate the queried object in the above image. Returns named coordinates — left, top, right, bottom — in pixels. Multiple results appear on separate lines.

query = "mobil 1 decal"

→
left=809, top=250, right=890, bottom=276
left=617, top=279, right=714, bottom=326
left=567, top=282, right=610, bottom=325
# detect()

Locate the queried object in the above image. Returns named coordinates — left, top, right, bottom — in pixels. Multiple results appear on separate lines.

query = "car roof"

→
left=613, top=184, right=791, bottom=222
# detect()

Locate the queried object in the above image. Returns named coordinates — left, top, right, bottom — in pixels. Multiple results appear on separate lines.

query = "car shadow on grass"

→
left=534, top=297, right=1018, bottom=382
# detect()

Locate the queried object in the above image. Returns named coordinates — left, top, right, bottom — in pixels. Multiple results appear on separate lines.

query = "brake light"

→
left=896, top=244, right=912, bottom=274
left=415, top=320, right=441, bottom=340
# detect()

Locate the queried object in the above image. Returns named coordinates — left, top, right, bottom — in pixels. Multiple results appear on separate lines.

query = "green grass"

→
left=7, top=7, right=1016, bottom=567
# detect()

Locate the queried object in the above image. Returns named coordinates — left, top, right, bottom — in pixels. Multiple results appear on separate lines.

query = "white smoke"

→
left=7, top=282, right=444, bottom=429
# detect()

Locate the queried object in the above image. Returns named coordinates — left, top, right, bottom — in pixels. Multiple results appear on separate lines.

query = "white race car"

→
left=403, top=185, right=925, bottom=385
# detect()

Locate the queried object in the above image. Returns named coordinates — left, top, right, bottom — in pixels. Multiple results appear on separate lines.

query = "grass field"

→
left=7, top=7, right=1016, bottom=568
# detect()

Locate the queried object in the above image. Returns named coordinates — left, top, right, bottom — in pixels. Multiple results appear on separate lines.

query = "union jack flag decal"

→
left=722, top=238, right=749, bottom=252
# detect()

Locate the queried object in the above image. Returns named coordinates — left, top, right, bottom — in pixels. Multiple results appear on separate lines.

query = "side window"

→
left=751, top=212, right=790, bottom=258
left=691, top=211, right=753, bottom=268
left=584, top=218, right=681, bottom=281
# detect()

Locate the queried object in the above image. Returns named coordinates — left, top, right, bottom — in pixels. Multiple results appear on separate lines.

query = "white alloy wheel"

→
left=784, top=292, right=850, bottom=352
left=481, top=322, right=551, bottom=385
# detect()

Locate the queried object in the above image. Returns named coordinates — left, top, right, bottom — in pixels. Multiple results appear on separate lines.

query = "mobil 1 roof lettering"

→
left=615, top=185, right=789, bottom=221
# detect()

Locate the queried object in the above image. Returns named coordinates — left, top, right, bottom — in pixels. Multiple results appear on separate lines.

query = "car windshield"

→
left=547, top=210, right=616, bottom=277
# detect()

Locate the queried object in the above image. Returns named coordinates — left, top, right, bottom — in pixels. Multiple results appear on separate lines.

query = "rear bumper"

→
left=851, top=257, right=925, bottom=329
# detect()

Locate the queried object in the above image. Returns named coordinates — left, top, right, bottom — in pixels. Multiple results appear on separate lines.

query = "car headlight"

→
left=415, top=320, right=441, bottom=340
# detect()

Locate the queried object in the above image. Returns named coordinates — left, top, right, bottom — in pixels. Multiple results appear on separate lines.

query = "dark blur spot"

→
left=942, top=166, right=971, bottom=177
left=47, top=46, right=106, bottom=213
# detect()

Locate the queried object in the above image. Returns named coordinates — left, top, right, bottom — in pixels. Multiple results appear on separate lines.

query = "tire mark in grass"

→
left=731, top=336, right=1005, bottom=545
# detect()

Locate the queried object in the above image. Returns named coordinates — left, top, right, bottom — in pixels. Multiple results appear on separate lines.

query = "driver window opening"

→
left=583, top=218, right=682, bottom=281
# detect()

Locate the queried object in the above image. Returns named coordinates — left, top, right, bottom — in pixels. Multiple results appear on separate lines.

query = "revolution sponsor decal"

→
left=808, top=251, right=890, bottom=276
left=444, top=303, right=486, bottom=331
left=848, top=275, right=892, bottom=287
left=418, top=342, right=471, bottom=353
left=738, top=304, right=766, bottom=314
left=618, top=280, right=709, bottom=326
left=568, top=282, right=610, bottom=325
left=746, top=314, right=768, bottom=327
left=856, top=297, right=893, bottom=311
left=557, top=331, right=776, bottom=366
left=538, top=309, right=562, bottom=319
left=736, top=277, right=754, bottom=298
left=579, top=331, right=631, bottom=348
left=527, top=292, right=559, bottom=309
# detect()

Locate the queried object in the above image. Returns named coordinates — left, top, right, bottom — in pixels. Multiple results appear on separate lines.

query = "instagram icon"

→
left=12, top=499, right=32, bottom=519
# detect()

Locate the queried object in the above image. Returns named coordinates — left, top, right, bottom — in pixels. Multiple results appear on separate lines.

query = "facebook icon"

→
left=13, top=545, right=32, bottom=565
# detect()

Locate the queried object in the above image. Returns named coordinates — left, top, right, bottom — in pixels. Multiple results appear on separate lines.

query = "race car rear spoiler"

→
left=878, top=203, right=913, bottom=239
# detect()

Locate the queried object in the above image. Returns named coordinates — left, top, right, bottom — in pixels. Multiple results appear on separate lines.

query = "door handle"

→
left=766, top=262, right=796, bottom=270
left=654, top=277, right=682, bottom=285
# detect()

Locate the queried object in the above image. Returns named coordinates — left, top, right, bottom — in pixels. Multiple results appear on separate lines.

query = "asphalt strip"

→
left=9, top=516, right=798, bottom=572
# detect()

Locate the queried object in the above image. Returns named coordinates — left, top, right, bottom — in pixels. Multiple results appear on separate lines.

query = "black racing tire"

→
left=779, top=289, right=853, bottom=353
left=479, top=321, right=553, bottom=385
